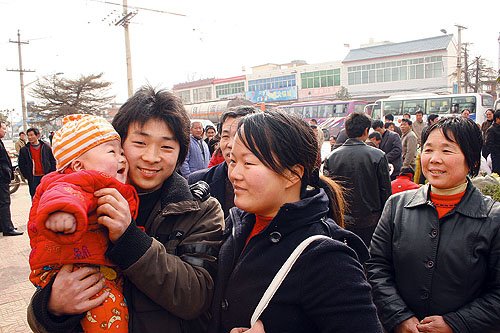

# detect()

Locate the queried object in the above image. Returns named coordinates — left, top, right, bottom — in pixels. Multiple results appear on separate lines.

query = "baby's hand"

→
left=45, top=212, right=77, bottom=234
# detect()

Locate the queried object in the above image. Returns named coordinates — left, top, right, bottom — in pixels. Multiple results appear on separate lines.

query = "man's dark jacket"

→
left=323, top=139, right=392, bottom=228
left=367, top=182, right=500, bottom=333
left=379, top=129, right=402, bottom=177
left=18, top=141, right=56, bottom=181
left=485, top=122, right=500, bottom=156
left=189, top=162, right=230, bottom=218
left=0, top=139, right=13, bottom=183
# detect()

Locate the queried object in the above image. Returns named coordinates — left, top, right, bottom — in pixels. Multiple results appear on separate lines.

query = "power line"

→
left=88, top=0, right=186, bottom=17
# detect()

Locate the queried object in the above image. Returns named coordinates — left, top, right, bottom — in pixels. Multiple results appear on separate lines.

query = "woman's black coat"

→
left=208, top=188, right=382, bottom=333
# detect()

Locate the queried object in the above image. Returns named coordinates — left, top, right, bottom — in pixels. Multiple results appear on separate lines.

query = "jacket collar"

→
left=343, top=138, right=366, bottom=146
left=230, top=188, right=330, bottom=238
left=162, top=171, right=193, bottom=202
left=404, top=181, right=492, bottom=218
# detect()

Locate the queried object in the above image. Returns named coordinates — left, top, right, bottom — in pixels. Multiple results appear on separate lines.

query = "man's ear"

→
left=70, top=159, right=84, bottom=171
left=285, top=164, right=304, bottom=189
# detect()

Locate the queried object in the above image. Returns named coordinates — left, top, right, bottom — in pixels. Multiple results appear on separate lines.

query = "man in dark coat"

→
left=189, top=106, right=257, bottom=218
left=324, top=113, right=392, bottom=247
left=485, top=110, right=500, bottom=174
left=0, top=121, right=23, bottom=236
left=372, top=120, right=403, bottom=180
left=18, top=127, right=56, bottom=198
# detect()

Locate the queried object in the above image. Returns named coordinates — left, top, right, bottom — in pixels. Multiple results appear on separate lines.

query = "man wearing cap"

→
left=18, top=127, right=56, bottom=198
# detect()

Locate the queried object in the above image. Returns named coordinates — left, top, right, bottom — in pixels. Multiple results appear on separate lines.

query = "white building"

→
left=172, top=35, right=470, bottom=105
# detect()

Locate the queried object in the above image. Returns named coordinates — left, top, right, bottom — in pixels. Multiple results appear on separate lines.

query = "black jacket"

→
left=189, top=161, right=231, bottom=218
left=379, top=130, right=402, bottom=176
left=485, top=122, right=500, bottom=156
left=18, top=141, right=56, bottom=181
left=0, top=139, right=13, bottom=183
left=208, top=188, right=382, bottom=333
left=323, top=139, right=392, bottom=227
left=367, top=183, right=500, bottom=333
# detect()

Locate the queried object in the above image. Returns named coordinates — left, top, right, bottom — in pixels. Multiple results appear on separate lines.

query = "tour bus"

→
left=365, top=93, right=494, bottom=125
left=184, top=98, right=253, bottom=124
left=278, top=100, right=368, bottom=137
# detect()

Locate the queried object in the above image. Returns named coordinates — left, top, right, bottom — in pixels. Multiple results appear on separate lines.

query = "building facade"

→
left=172, top=35, right=487, bottom=106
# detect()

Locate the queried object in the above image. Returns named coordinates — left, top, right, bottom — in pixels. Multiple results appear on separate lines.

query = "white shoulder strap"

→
left=250, top=235, right=331, bottom=326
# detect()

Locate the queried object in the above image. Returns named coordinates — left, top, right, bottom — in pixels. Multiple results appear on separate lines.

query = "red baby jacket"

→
left=28, top=169, right=139, bottom=271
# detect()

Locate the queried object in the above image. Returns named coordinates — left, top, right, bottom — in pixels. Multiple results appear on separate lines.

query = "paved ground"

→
left=0, top=178, right=34, bottom=332
left=1, top=139, right=35, bottom=332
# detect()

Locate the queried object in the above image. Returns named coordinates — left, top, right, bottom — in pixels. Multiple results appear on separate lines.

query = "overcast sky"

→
left=1, top=0, right=499, bottom=123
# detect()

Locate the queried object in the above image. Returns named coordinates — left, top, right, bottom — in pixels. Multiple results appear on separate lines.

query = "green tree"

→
left=28, top=73, right=114, bottom=125
left=0, top=109, right=11, bottom=125
left=335, top=86, right=351, bottom=100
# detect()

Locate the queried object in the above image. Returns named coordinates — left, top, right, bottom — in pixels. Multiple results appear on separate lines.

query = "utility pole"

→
left=6, top=30, right=35, bottom=133
left=463, top=43, right=469, bottom=93
left=105, top=2, right=186, bottom=99
left=120, top=0, right=134, bottom=98
left=456, top=24, right=467, bottom=94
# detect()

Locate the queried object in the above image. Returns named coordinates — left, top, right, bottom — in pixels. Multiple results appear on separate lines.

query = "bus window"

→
left=354, top=103, right=365, bottom=113
left=304, top=106, right=313, bottom=118
left=383, top=100, right=402, bottom=116
left=426, top=97, right=450, bottom=114
left=311, top=106, right=319, bottom=118
left=334, top=104, right=348, bottom=115
left=319, top=105, right=328, bottom=118
left=482, top=94, right=494, bottom=107
left=452, top=96, right=476, bottom=113
left=402, top=99, right=425, bottom=115
left=295, top=107, right=304, bottom=117
left=327, top=105, right=335, bottom=117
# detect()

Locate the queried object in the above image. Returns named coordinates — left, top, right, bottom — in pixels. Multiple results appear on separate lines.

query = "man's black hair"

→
left=401, top=118, right=412, bottom=126
left=27, top=128, right=39, bottom=136
left=415, top=110, right=424, bottom=115
left=345, top=112, right=371, bottom=138
left=112, top=85, right=190, bottom=169
left=384, top=113, right=394, bottom=121
left=494, top=110, right=500, bottom=120
left=372, top=120, right=384, bottom=130
left=384, top=121, right=395, bottom=129
left=368, top=131, right=382, bottom=141
left=218, top=105, right=258, bottom=133
left=428, top=114, right=439, bottom=124
left=399, top=167, right=415, bottom=176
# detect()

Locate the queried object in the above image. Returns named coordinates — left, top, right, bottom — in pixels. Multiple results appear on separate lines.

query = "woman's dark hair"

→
left=236, top=111, right=345, bottom=227
left=112, top=85, right=190, bottom=169
left=422, top=116, right=483, bottom=177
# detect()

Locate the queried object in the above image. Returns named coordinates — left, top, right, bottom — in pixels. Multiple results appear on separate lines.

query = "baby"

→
left=28, top=114, right=138, bottom=332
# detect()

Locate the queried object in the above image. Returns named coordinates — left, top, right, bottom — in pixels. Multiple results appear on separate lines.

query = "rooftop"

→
left=343, top=34, right=453, bottom=62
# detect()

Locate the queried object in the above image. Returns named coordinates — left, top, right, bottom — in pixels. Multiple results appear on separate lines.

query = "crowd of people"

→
left=0, top=87, right=499, bottom=332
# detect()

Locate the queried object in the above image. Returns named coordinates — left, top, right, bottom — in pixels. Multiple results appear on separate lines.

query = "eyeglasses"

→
left=310, top=125, right=318, bottom=129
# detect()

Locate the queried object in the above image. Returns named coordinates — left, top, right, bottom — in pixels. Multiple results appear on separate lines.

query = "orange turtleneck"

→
left=245, top=215, right=273, bottom=246
left=429, top=191, right=466, bottom=219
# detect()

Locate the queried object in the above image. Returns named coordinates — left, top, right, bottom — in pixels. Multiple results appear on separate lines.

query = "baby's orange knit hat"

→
left=52, top=114, right=120, bottom=171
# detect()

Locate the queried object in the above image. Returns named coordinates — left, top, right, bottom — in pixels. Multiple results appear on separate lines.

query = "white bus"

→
left=365, top=93, right=494, bottom=125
